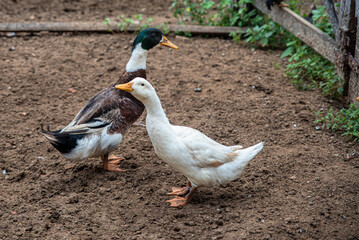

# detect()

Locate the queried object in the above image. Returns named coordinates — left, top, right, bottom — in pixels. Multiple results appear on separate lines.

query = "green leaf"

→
left=281, top=46, right=294, bottom=58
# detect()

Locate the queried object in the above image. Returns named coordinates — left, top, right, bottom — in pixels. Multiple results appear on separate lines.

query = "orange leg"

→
left=101, top=154, right=126, bottom=172
left=166, top=181, right=197, bottom=207
left=168, top=181, right=191, bottom=195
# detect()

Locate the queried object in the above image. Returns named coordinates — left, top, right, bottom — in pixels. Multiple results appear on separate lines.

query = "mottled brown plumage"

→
left=70, top=70, right=146, bottom=135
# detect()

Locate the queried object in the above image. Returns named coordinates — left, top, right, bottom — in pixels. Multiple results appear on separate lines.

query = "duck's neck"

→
left=144, top=94, right=169, bottom=124
left=126, top=44, right=148, bottom=73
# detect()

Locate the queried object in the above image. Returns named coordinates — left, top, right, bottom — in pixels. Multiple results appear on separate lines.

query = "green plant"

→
left=281, top=5, right=343, bottom=97
left=312, top=5, right=334, bottom=37
left=171, top=0, right=264, bottom=27
left=102, top=14, right=155, bottom=32
left=156, top=23, right=171, bottom=34
left=315, top=104, right=359, bottom=141
left=102, top=17, right=113, bottom=32
left=244, top=21, right=290, bottom=48
left=118, top=14, right=153, bottom=31
left=171, top=0, right=215, bottom=25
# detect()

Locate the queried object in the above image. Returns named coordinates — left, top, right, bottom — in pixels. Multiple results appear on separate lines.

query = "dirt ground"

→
left=0, top=0, right=358, bottom=239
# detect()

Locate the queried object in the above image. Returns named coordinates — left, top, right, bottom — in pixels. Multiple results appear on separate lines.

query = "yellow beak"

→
left=115, top=82, right=134, bottom=92
left=160, top=36, right=179, bottom=50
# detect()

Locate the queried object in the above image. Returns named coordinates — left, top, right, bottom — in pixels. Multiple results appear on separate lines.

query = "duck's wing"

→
left=172, top=126, right=234, bottom=168
left=63, top=87, right=117, bottom=130
left=61, top=119, right=110, bottom=135
left=63, top=86, right=144, bottom=134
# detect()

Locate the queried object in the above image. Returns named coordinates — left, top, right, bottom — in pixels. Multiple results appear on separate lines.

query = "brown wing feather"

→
left=70, top=70, right=146, bottom=134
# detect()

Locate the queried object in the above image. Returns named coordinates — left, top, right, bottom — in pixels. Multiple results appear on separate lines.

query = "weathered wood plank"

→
left=337, top=0, right=357, bottom=97
left=0, top=22, right=242, bottom=36
left=323, top=0, right=339, bottom=38
left=348, top=0, right=359, bottom=103
left=252, top=0, right=336, bottom=63
left=349, top=56, right=359, bottom=103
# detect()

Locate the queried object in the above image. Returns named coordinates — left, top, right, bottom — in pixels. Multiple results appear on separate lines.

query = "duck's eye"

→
left=141, top=83, right=145, bottom=86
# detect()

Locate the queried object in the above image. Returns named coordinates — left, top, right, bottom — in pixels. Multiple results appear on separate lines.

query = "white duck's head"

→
left=115, top=77, right=156, bottom=103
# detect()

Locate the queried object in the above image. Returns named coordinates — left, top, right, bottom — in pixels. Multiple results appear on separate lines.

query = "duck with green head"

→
left=42, top=28, right=178, bottom=172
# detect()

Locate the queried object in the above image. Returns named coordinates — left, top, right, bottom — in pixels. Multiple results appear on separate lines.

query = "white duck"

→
left=116, top=78, right=264, bottom=207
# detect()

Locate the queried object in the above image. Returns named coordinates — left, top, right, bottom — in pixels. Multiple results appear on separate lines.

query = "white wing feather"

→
left=172, top=126, right=241, bottom=168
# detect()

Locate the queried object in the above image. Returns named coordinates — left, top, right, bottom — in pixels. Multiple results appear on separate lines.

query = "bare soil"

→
left=0, top=1, right=358, bottom=239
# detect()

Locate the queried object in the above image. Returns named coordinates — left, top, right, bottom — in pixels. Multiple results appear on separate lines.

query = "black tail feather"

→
left=41, top=125, right=85, bottom=155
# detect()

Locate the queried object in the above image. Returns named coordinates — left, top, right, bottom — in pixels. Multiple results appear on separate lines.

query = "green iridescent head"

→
left=132, top=28, right=178, bottom=51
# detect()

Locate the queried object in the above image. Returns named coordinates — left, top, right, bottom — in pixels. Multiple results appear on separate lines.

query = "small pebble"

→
left=2, top=170, right=6, bottom=175
left=68, top=88, right=77, bottom=93
left=6, top=32, right=15, bottom=37
left=252, top=85, right=256, bottom=89
left=293, top=124, right=298, bottom=128
left=134, top=121, right=146, bottom=127
left=194, top=87, right=201, bottom=92
left=9, top=46, right=16, bottom=51
left=261, top=219, right=265, bottom=223
left=8, top=86, right=11, bottom=90
left=315, top=126, right=321, bottom=130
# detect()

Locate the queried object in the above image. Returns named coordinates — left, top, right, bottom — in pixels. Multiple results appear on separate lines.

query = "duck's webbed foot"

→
left=166, top=181, right=197, bottom=207
left=101, top=154, right=126, bottom=172
left=168, top=181, right=191, bottom=195
left=169, top=187, right=189, bottom=196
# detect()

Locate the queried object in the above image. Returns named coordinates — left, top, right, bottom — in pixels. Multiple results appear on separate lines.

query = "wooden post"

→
left=336, top=0, right=357, bottom=99
left=348, top=0, right=359, bottom=103
left=324, top=0, right=339, bottom=39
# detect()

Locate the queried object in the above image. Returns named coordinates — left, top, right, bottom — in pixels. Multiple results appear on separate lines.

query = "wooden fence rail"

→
left=0, top=22, right=242, bottom=36
left=252, top=0, right=359, bottom=103
left=252, top=0, right=337, bottom=64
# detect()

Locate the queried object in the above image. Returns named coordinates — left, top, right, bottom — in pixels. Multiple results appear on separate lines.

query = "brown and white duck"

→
left=42, top=28, right=178, bottom=172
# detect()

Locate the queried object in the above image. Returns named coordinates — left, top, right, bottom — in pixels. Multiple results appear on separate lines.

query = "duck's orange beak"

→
left=115, top=82, right=134, bottom=92
left=160, top=36, right=179, bottom=50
